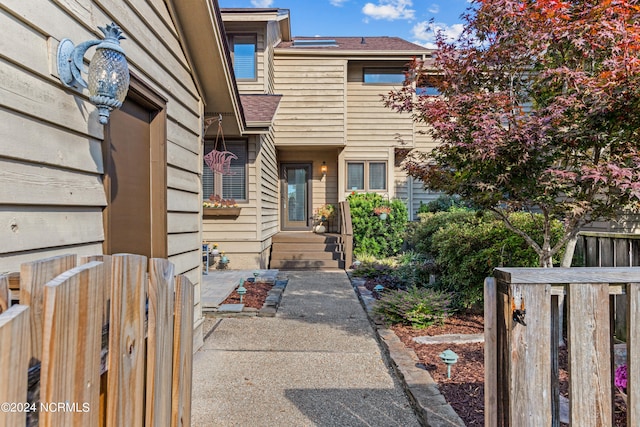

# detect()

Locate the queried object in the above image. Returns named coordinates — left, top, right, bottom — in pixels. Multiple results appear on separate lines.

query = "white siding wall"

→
left=0, top=0, right=204, bottom=344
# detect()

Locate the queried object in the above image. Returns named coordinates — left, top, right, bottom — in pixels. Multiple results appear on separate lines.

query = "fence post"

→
left=628, top=282, right=640, bottom=425
left=146, top=258, right=175, bottom=427
left=0, top=305, right=29, bottom=427
left=39, top=261, right=104, bottom=427
left=484, top=277, right=497, bottom=427
left=107, top=254, right=148, bottom=427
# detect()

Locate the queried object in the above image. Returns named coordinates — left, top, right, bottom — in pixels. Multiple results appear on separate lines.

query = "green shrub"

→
left=407, top=208, right=483, bottom=255
left=347, top=193, right=408, bottom=258
left=373, top=287, right=453, bottom=328
left=417, top=195, right=475, bottom=214
left=412, top=209, right=565, bottom=309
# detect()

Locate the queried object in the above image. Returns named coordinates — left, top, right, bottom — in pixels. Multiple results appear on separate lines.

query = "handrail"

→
left=339, top=201, right=353, bottom=269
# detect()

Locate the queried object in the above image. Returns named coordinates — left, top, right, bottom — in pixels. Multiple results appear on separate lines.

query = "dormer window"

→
left=228, top=34, right=257, bottom=80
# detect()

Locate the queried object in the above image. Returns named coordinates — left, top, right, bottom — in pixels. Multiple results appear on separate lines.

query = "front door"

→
left=281, top=163, right=311, bottom=230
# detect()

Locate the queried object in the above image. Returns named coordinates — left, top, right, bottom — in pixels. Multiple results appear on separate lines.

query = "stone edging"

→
left=350, top=275, right=466, bottom=427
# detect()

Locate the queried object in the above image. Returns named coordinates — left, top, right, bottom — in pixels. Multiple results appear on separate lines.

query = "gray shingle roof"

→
left=278, top=36, right=429, bottom=52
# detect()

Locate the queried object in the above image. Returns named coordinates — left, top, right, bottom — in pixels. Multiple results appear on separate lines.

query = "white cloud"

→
left=330, top=0, right=348, bottom=5
left=251, top=0, right=273, bottom=7
left=411, top=21, right=464, bottom=48
left=362, top=0, right=415, bottom=21
left=428, top=4, right=440, bottom=13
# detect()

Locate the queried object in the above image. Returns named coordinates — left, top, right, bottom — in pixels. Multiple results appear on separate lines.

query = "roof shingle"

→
left=240, top=94, right=282, bottom=125
left=277, top=36, right=429, bottom=52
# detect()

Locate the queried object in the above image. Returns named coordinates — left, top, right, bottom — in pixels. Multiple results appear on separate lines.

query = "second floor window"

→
left=228, top=34, right=257, bottom=80
left=363, top=68, right=405, bottom=84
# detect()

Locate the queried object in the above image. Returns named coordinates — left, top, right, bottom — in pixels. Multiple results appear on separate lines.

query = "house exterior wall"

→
left=273, top=57, right=347, bottom=146
left=0, top=0, right=205, bottom=348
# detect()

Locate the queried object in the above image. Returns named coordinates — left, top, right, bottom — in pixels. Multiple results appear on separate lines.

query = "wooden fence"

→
left=0, top=253, right=194, bottom=427
left=485, top=267, right=639, bottom=426
left=577, top=231, right=640, bottom=339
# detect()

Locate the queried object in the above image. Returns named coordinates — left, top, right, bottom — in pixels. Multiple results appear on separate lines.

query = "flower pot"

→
left=220, top=255, right=229, bottom=264
left=211, top=249, right=219, bottom=256
left=314, top=224, right=326, bottom=233
left=378, top=213, right=388, bottom=220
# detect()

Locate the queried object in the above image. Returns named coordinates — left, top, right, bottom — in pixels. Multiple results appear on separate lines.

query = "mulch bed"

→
left=392, top=314, right=486, bottom=426
left=221, top=280, right=274, bottom=309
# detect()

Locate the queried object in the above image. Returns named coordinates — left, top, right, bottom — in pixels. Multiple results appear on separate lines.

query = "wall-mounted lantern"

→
left=57, top=23, right=130, bottom=124
left=321, top=161, right=328, bottom=177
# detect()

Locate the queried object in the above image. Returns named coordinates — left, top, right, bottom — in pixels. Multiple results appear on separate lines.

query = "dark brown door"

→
left=103, top=81, right=167, bottom=258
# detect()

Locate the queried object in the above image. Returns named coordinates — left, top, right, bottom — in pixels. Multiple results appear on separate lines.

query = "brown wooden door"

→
left=103, top=81, right=167, bottom=258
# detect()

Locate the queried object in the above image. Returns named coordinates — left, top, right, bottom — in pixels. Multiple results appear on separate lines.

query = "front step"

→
left=269, top=232, right=344, bottom=269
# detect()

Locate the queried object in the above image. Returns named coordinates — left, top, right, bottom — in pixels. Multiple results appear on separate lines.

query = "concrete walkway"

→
left=191, top=270, right=421, bottom=427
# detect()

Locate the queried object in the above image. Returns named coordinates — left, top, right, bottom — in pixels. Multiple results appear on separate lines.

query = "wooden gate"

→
left=485, top=267, right=639, bottom=426
left=0, top=253, right=194, bottom=427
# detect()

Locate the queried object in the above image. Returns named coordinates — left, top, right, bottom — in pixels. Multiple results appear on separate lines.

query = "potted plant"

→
left=211, top=243, right=219, bottom=256
left=313, top=203, right=335, bottom=233
left=219, top=251, right=229, bottom=264
left=373, top=205, right=391, bottom=220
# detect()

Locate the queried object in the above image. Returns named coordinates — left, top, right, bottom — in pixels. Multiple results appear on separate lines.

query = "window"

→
left=203, top=140, right=247, bottom=201
left=347, top=161, right=387, bottom=191
left=228, top=34, right=256, bottom=80
left=364, top=68, right=405, bottom=84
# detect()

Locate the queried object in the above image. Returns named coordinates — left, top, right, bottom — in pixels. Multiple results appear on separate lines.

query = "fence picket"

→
left=0, top=305, right=29, bottom=427
left=39, top=261, right=103, bottom=427
left=484, top=278, right=497, bottom=427
left=106, top=254, right=147, bottom=427
left=146, top=258, right=175, bottom=427
left=19, top=254, right=77, bottom=366
left=0, top=275, right=9, bottom=313
left=567, top=282, right=612, bottom=426
left=172, top=275, right=194, bottom=427
left=509, top=283, right=552, bottom=426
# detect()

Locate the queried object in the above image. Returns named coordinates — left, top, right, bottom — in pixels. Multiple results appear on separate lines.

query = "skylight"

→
left=292, top=39, right=338, bottom=47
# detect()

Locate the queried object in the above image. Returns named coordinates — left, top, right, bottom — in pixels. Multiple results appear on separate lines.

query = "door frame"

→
left=102, top=73, right=168, bottom=258
left=280, top=162, right=313, bottom=231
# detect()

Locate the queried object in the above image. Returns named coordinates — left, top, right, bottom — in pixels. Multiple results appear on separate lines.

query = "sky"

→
left=218, top=0, right=471, bottom=49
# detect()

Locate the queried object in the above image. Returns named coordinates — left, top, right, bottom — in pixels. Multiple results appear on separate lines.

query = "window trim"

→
left=227, top=33, right=258, bottom=81
left=203, top=139, right=249, bottom=202
left=346, top=160, right=387, bottom=192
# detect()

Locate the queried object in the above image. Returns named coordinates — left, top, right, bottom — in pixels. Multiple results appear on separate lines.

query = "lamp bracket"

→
left=57, top=38, right=101, bottom=88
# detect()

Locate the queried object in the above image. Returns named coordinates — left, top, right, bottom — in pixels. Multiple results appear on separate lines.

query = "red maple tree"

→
left=384, top=0, right=640, bottom=266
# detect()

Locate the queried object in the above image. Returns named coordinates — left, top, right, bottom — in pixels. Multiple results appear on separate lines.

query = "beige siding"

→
left=259, top=131, right=279, bottom=239
left=0, top=0, right=204, bottom=341
left=274, top=57, right=347, bottom=146
left=265, top=21, right=280, bottom=94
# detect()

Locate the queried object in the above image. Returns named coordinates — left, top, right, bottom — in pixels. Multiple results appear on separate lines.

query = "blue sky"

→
left=218, top=0, right=470, bottom=48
